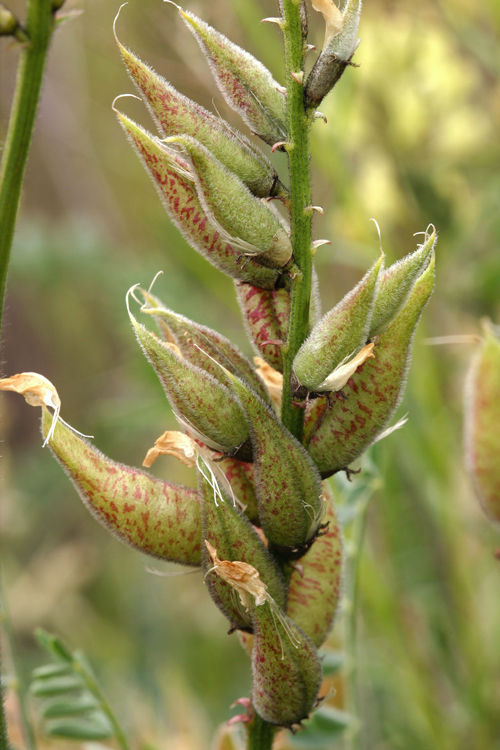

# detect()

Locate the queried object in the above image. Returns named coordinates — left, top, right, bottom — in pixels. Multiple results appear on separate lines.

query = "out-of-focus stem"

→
left=0, top=0, right=54, bottom=334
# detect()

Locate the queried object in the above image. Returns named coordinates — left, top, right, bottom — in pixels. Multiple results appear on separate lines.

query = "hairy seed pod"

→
left=117, top=41, right=286, bottom=199
left=306, top=254, right=436, bottom=477
left=286, top=483, right=343, bottom=647
left=177, top=6, right=287, bottom=146
left=223, top=370, right=325, bottom=554
left=117, top=111, right=280, bottom=290
left=251, top=602, right=322, bottom=727
left=168, top=136, right=293, bottom=269
left=465, top=320, right=500, bottom=526
left=139, top=290, right=272, bottom=405
left=292, top=255, right=383, bottom=392
left=128, top=299, right=251, bottom=459
left=41, top=410, right=202, bottom=565
left=235, top=282, right=291, bottom=371
left=370, top=229, right=436, bottom=337
left=199, top=465, right=286, bottom=631
left=216, top=456, right=259, bottom=524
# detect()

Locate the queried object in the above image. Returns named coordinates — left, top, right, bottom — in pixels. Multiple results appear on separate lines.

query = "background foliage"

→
left=1, top=0, right=499, bottom=747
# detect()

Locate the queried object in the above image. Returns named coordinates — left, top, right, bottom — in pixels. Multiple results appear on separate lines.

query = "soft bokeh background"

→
left=1, top=0, right=499, bottom=748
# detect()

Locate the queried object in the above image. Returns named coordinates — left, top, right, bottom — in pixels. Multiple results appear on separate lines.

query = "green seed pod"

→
left=139, top=290, right=272, bottom=405
left=199, top=464, right=287, bottom=631
left=465, top=320, right=500, bottom=526
left=251, top=602, right=322, bottom=727
left=177, top=6, right=287, bottom=146
left=292, top=255, right=383, bottom=393
left=224, top=370, right=325, bottom=554
left=204, top=544, right=322, bottom=727
left=117, top=41, right=286, bottom=198
left=217, top=456, right=259, bottom=524
left=286, top=483, right=343, bottom=648
left=116, top=111, right=280, bottom=290
left=167, top=136, right=293, bottom=269
left=235, top=283, right=291, bottom=372
left=306, top=254, right=435, bottom=477
left=128, top=297, right=251, bottom=458
left=305, top=0, right=362, bottom=109
left=370, top=228, right=436, bottom=337
left=41, top=409, right=202, bottom=566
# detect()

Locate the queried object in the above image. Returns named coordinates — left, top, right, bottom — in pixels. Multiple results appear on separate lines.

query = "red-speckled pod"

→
left=41, top=409, right=202, bottom=566
left=251, top=602, right=322, bottom=726
left=306, top=254, right=435, bottom=477
left=139, top=290, right=272, bottom=405
left=116, top=39, right=285, bottom=199
left=465, top=320, right=500, bottom=526
left=116, top=111, right=279, bottom=290
left=199, top=465, right=286, bottom=632
left=177, top=6, right=287, bottom=147
left=235, top=283, right=290, bottom=372
left=286, top=483, right=343, bottom=647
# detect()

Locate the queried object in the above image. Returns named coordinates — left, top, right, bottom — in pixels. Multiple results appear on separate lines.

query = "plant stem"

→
left=280, top=0, right=313, bottom=442
left=72, top=655, right=133, bottom=750
left=0, top=0, right=54, bottom=334
left=246, top=713, right=276, bottom=750
left=0, top=579, right=37, bottom=750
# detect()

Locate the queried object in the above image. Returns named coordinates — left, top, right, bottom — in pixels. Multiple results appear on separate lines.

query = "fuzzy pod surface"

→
left=117, top=41, right=283, bottom=198
left=465, top=322, right=500, bottom=525
left=306, top=255, right=435, bottom=476
left=199, top=466, right=287, bottom=631
left=286, top=483, right=343, bottom=648
left=178, top=6, right=287, bottom=146
left=42, top=409, right=202, bottom=565
left=292, top=255, right=383, bottom=391
left=117, top=111, right=279, bottom=290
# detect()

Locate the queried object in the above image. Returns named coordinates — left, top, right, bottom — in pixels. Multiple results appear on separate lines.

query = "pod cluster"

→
left=1, top=0, right=438, bottom=734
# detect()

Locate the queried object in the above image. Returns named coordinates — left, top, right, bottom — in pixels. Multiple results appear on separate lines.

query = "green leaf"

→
left=288, top=707, right=352, bottom=748
left=31, top=663, right=72, bottom=680
left=35, top=628, right=73, bottom=663
left=41, top=693, right=99, bottom=718
left=44, top=713, right=114, bottom=741
left=30, top=675, right=85, bottom=697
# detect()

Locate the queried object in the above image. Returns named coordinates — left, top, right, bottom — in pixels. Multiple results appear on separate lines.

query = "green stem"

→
left=345, top=496, right=369, bottom=750
left=0, top=637, right=9, bottom=750
left=0, top=0, right=54, bottom=334
left=280, top=0, right=313, bottom=442
left=0, top=578, right=37, bottom=750
left=246, top=713, right=276, bottom=750
left=72, top=655, right=133, bottom=750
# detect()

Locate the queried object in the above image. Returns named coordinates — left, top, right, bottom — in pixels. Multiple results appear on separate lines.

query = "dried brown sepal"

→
left=143, top=431, right=197, bottom=468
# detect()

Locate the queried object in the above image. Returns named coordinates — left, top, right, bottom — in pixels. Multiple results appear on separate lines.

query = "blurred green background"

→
left=1, top=0, right=499, bottom=748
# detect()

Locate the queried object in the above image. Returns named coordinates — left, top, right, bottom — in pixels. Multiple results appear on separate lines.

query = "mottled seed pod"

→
left=199, top=464, right=287, bottom=631
left=235, top=283, right=291, bottom=371
left=251, top=601, right=322, bottom=727
left=292, top=255, right=383, bottom=393
left=224, top=370, right=325, bottom=554
left=117, top=111, right=280, bottom=290
left=286, top=483, right=343, bottom=648
left=370, top=229, right=436, bottom=337
left=176, top=6, right=287, bottom=146
left=215, top=456, right=260, bottom=525
left=465, top=320, right=500, bottom=526
left=139, top=290, right=272, bottom=405
left=41, top=409, right=202, bottom=566
left=128, top=299, right=252, bottom=459
left=167, top=136, right=293, bottom=269
left=117, top=40, right=286, bottom=199
left=306, top=254, right=435, bottom=477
